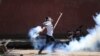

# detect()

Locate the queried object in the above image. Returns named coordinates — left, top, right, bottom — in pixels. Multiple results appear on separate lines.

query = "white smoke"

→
left=67, top=13, right=100, bottom=52
left=28, top=26, right=42, bottom=38
left=28, top=26, right=45, bottom=49
left=28, top=13, right=100, bottom=53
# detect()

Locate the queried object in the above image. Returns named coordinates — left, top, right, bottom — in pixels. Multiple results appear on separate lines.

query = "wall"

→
left=0, top=0, right=100, bottom=38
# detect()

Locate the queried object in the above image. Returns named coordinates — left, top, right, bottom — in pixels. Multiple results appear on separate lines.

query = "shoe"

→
left=38, top=51, right=42, bottom=54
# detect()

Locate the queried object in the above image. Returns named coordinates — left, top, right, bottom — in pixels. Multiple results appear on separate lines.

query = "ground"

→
left=2, top=49, right=100, bottom=56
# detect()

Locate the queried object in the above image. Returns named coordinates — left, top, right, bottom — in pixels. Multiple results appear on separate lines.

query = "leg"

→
left=46, top=35, right=55, bottom=44
left=38, top=45, right=47, bottom=54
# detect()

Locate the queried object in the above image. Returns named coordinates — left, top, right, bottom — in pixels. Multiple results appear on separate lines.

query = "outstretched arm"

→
left=39, top=27, right=46, bottom=33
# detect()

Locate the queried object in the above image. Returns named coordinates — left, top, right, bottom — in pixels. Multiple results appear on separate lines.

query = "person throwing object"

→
left=38, top=17, right=55, bottom=54
left=43, top=17, right=55, bottom=44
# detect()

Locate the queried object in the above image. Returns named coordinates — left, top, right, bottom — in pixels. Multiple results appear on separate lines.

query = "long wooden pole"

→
left=54, top=12, right=63, bottom=29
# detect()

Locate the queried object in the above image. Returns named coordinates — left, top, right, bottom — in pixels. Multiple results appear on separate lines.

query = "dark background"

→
left=0, top=0, right=100, bottom=39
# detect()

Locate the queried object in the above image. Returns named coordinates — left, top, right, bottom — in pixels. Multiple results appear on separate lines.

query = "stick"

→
left=54, top=12, right=63, bottom=29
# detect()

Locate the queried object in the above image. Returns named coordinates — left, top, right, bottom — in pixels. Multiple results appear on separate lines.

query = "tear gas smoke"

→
left=28, top=13, right=100, bottom=52
left=68, top=13, right=100, bottom=52
left=28, top=26, right=45, bottom=49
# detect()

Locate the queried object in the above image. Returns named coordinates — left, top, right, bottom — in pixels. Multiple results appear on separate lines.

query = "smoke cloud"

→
left=28, top=13, right=100, bottom=53
left=67, top=13, right=100, bottom=52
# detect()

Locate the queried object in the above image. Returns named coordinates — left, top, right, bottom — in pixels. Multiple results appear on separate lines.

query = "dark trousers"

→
left=46, top=35, right=55, bottom=44
left=38, top=35, right=55, bottom=54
